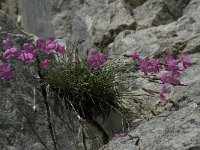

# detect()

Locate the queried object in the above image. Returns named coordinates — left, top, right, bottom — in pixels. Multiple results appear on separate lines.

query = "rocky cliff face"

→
left=1, top=0, right=200, bottom=150
left=0, top=11, right=124, bottom=150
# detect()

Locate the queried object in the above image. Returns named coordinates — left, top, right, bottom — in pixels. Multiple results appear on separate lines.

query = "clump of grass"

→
left=41, top=43, right=130, bottom=120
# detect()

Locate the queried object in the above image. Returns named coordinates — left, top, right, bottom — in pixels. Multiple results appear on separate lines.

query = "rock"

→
left=18, top=0, right=55, bottom=38
left=101, top=101, right=200, bottom=150
left=0, top=11, right=54, bottom=150
left=1, top=0, right=200, bottom=149
left=133, top=0, right=190, bottom=30
left=16, top=0, right=136, bottom=50
left=0, top=11, right=124, bottom=150
left=0, top=0, right=20, bottom=25
left=112, top=16, right=197, bottom=57
left=101, top=0, right=200, bottom=149
left=72, top=0, right=136, bottom=47
left=0, top=10, right=22, bottom=34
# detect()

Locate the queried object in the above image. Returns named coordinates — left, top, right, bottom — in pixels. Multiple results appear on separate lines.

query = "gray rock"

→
left=72, top=0, right=136, bottom=47
left=1, top=0, right=200, bottom=149
left=0, top=0, right=20, bottom=24
left=16, top=0, right=137, bottom=50
left=133, top=0, right=190, bottom=30
left=112, top=16, right=197, bottom=57
left=102, top=0, right=200, bottom=149
left=0, top=11, right=54, bottom=150
left=0, top=11, right=125, bottom=150
left=0, top=10, right=22, bottom=34
left=18, top=0, right=55, bottom=38
left=101, top=101, right=200, bottom=150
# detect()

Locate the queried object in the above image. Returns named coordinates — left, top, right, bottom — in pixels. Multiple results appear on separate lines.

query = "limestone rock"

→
left=102, top=0, right=200, bottom=149
left=1, top=0, right=200, bottom=149
left=0, top=11, right=117, bottom=150
left=73, top=0, right=136, bottom=48
left=133, top=0, right=190, bottom=30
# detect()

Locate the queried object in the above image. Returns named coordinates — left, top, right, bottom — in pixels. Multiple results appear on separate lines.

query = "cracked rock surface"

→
left=0, top=0, right=200, bottom=149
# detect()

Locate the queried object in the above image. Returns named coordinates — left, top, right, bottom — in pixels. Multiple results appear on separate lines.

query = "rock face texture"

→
left=1, top=0, right=200, bottom=150
left=0, top=11, right=124, bottom=150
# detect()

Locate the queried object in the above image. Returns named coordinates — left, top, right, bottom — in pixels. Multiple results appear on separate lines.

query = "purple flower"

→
left=87, top=49, right=107, bottom=69
left=181, top=53, right=192, bottom=69
left=36, top=37, right=58, bottom=55
left=159, top=92, right=166, bottom=101
left=45, top=43, right=56, bottom=55
left=23, top=43, right=35, bottom=53
left=0, top=70, right=14, bottom=80
left=131, top=51, right=140, bottom=60
left=36, top=37, right=46, bottom=50
left=160, top=72, right=184, bottom=86
left=140, top=59, right=161, bottom=75
left=55, top=44, right=66, bottom=55
left=2, top=38, right=12, bottom=49
left=115, top=133, right=125, bottom=138
left=46, top=37, right=55, bottom=45
left=3, top=46, right=19, bottom=60
left=41, top=59, right=51, bottom=68
left=18, top=52, right=35, bottom=63
left=0, top=63, right=10, bottom=72
left=171, top=72, right=181, bottom=85
left=32, top=48, right=39, bottom=56
left=161, top=85, right=168, bottom=93
left=159, top=85, right=168, bottom=101
left=165, top=54, right=181, bottom=72
left=0, top=63, right=14, bottom=80
left=160, top=73, right=171, bottom=84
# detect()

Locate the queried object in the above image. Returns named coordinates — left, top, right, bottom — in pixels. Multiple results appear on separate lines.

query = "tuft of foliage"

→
left=41, top=43, right=129, bottom=119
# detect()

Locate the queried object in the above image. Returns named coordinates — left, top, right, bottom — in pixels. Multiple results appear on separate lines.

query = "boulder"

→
left=101, top=0, right=200, bottom=149
left=1, top=0, right=200, bottom=149
left=0, top=11, right=120, bottom=150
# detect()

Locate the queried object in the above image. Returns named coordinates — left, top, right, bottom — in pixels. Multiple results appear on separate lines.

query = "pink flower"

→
left=0, top=63, right=10, bottom=72
left=140, top=59, right=161, bottom=75
left=0, top=63, right=14, bottom=80
left=159, top=92, right=166, bottom=101
left=87, top=49, right=107, bottom=69
left=23, top=43, right=35, bottom=53
left=36, top=37, right=46, bottom=50
left=2, top=38, right=12, bottom=49
left=161, top=85, right=168, bottom=93
left=46, top=37, right=55, bottom=45
left=131, top=51, right=140, bottom=60
left=3, top=46, right=19, bottom=60
left=45, top=43, right=56, bottom=55
left=181, top=53, right=192, bottom=69
left=115, top=133, right=125, bottom=138
left=159, top=85, right=168, bottom=101
left=41, top=59, right=51, bottom=68
left=160, top=72, right=185, bottom=86
left=160, top=73, right=172, bottom=84
left=36, top=37, right=59, bottom=55
left=0, top=70, right=14, bottom=80
left=55, top=44, right=66, bottom=55
left=18, top=52, right=35, bottom=63
left=165, top=54, right=181, bottom=72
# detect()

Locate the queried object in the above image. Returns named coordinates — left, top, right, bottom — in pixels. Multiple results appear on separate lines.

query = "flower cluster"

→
left=0, top=37, right=192, bottom=102
left=0, top=63, right=14, bottom=80
left=131, top=51, right=192, bottom=100
left=87, top=49, right=107, bottom=69
left=0, top=37, right=67, bottom=80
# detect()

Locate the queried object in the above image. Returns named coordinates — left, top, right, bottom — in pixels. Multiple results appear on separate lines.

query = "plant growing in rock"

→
left=0, top=37, right=192, bottom=124
left=125, top=51, right=192, bottom=100
left=0, top=37, right=131, bottom=123
left=41, top=44, right=127, bottom=120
